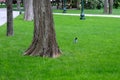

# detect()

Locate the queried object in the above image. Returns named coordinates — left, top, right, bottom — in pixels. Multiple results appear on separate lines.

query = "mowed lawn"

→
left=0, top=15, right=120, bottom=80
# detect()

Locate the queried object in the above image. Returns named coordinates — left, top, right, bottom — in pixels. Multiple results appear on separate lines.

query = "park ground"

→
left=0, top=11, right=120, bottom=80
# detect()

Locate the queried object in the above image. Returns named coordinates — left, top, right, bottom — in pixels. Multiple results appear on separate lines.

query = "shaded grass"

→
left=0, top=15, right=120, bottom=80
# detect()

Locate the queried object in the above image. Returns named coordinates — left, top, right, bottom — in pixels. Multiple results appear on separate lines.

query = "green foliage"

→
left=0, top=15, right=120, bottom=80
left=114, top=0, right=120, bottom=9
left=84, top=0, right=103, bottom=9
left=0, top=4, right=6, bottom=8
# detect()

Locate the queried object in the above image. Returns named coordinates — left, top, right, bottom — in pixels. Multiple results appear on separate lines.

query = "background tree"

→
left=113, top=0, right=120, bottom=9
left=24, top=0, right=61, bottom=57
left=109, top=0, right=113, bottom=14
left=17, top=0, right=22, bottom=14
left=77, top=0, right=81, bottom=9
left=24, top=0, right=33, bottom=21
left=6, top=0, right=14, bottom=36
left=104, top=0, right=113, bottom=14
left=104, top=0, right=109, bottom=14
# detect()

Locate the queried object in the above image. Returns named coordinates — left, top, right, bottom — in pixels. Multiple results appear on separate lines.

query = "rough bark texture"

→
left=24, top=0, right=33, bottom=21
left=24, top=0, right=61, bottom=58
left=6, top=0, right=14, bottom=36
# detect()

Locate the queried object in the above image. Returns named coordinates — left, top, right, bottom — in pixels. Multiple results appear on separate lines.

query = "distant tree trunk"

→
left=24, top=0, right=61, bottom=58
left=17, top=0, right=22, bottom=14
left=56, top=0, right=59, bottom=9
left=23, top=0, right=25, bottom=9
left=77, top=0, right=80, bottom=9
left=24, top=0, right=33, bottom=21
left=104, top=0, right=109, bottom=14
left=62, top=0, right=63, bottom=9
left=109, top=0, right=113, bottom=14
left=6, top=0, right=14, bottom=36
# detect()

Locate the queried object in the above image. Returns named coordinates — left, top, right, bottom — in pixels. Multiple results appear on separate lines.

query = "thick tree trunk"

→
left=109, top=0, right=113, bottom=14
left=24, top=0, right=33, bottom=21
left=6, top=0, right=14, bottom=36
left=24, top=0, right=61, bottom=58
left=104, top=0, right=109, bottom=14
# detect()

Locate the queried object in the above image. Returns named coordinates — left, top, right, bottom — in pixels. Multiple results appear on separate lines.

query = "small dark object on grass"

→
left=74, top=37, right=78, bottom=43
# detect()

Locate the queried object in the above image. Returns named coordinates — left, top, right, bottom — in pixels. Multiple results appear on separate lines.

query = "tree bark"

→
left=104, top=0, right=109, bottom=14
left=24, top=0, right=33, bottom=21
left=24, top=0, right=61, bottom=58
left=109, top=0, right=113, bottom=14
left=6, top=0, right=14, bottom=36
left=17, top=0, right=22, bottom=14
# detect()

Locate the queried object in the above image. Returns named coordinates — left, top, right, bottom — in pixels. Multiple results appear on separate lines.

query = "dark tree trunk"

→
left=6, top=0, right=14, bottom=36
left=56, top=0, right=60, bottom=9
left=24, top=0, right=33, bottom=21
left=109, top=0, right=113, bottom=14
left=24, top=0, right=61, bottom=58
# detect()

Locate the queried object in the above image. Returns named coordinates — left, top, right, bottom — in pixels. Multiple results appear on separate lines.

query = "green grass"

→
left=53, top=9, right=120, bottom=15
left=0, top=15, right=120, bottom=80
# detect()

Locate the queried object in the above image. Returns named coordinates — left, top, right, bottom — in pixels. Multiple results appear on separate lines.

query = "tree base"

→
left=24, top=44, right=61, bottom=58
left=24, top=52, right=61, bottom=58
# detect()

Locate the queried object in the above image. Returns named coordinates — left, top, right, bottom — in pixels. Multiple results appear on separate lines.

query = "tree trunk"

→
left=17, top=0, right=22, bottom=14
left=77, top=0, right=80, bottom=9
left=104, top=0, right=109, bottom=14
left=6, top=0, right=14, bottom=36
left=23, top=0, right=25, bottom=9
left=24, top=0, right=33, bottom=21
left=24, top=0, right=61, bottom=58
left=56, top=0, right=59, bottom=9
left=109, top=0, right=113, bottom=14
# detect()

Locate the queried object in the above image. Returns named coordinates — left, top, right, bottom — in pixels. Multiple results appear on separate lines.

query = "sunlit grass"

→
left=0, top=15, right=120, bottom=80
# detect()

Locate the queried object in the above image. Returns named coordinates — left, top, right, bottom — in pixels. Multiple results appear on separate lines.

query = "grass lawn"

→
left=0, top=15, right=120, bottom=80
